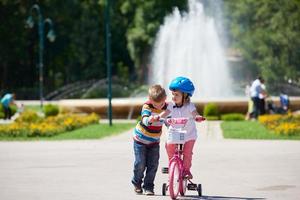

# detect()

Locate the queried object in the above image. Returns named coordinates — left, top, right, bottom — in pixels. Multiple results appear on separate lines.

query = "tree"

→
left=225, top=0, right=300, bottom=86
left=120, top=0, right=186, bottom=82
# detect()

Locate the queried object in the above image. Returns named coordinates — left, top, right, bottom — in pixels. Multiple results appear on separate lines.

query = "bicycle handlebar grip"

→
left=166, top=118, right=188, bottom=125
left=195, top=116, right=206, bottom=122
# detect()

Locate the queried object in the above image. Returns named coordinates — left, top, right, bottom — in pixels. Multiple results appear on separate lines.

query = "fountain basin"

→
left=59, top=97, right=300, bottom=119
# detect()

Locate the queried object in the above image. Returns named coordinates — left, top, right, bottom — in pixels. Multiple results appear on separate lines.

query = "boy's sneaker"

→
left=144, top=189, right=155, bottom=196
left=134, top=185, right=143, bottom=194
left=183, top=170, right=193, bottom=179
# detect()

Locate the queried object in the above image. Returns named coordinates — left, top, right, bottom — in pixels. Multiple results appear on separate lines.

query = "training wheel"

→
left=162, top=167, right=169, bottom=174
left=197, top=184, right=202, bottom=196
left=162, top=183, right=167, bottom=196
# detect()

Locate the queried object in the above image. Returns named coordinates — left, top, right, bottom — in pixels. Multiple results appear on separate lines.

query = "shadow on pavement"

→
left=178, top=195, right=265, bottom=200
left=154, top=195, right=265, bottom=200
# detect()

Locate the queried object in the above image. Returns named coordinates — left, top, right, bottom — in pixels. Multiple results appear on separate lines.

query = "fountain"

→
left=150, top=0, right=233, bottom=99
left=58, top=0, right=300, bottom=119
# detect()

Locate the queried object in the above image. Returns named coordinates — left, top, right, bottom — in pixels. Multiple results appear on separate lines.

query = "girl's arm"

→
left=192, top=110, right=206, bottom=122
left=148, top=109, right=171, bottom=124
left=191, top=110, right=199, bottom=118
left=147, top=109, right=171, bottom=124
left=159, top=109, right=171, bottom=119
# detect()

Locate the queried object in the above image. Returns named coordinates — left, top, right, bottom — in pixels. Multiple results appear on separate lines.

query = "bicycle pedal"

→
left=161, top=167, right=169, bottom=174
left=187, top=183, right=197, bottom=190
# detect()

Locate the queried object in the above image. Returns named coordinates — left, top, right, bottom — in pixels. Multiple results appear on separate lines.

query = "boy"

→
left=131, top=85, right=167, bottom=195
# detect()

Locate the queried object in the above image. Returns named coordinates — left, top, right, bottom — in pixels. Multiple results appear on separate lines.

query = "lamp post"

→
left=26, top=4, right=56, bottom=109
left=105, top=0, right=112, bottom=126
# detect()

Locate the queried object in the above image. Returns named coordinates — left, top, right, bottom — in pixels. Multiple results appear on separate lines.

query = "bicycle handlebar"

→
left=158, top=116, right=205, bottom=125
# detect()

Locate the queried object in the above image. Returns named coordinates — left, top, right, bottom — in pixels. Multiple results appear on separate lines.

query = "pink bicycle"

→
left=161, top=117, right=203, bottom=199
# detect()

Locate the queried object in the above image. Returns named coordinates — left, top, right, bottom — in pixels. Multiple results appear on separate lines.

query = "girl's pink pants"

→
left=165, top=140, right=196, bottom=171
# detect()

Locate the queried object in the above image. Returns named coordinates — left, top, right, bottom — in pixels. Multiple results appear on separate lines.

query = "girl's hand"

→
left=166, top=118, right=188, bottom=125
left=195, top=115, right=206, bottom=122
left=149, top=115, right=160, bottom=123
left=153, top=115, right=160, bottom=121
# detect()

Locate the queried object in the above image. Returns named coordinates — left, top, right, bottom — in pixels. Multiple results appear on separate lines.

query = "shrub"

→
left=16, top=110, right=40, bottom=123
left=29, top=122, right=65, bottom=137
left=221, top=113, right=245, bottom=121
left=0, top=123, right=28, bottom=137
left=274, top=122, right=299, bottom=136
left=259, top=115, right=282, bottom=125
left=10, top=105, right=17, bottom=116
left=43, top=104, right=59, bottom=117
left=203, top=103, right=219, bottom=119
left=205, top=116, right=219, bottom=121
left=136, top=115, right=142, bottom=123
left=0, top=104, right=3, bottom=119
left=258, top=114, right=300, bottom=136
left=0, top=113, right=100, bottom=137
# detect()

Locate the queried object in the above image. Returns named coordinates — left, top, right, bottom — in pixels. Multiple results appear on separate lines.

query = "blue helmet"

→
left=169, top=76, right=195, bottom=96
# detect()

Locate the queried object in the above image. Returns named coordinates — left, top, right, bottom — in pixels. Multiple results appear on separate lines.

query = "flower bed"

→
left=258, top=114, right=300, bottom=136
left=0, top=112, right=99, bottom=137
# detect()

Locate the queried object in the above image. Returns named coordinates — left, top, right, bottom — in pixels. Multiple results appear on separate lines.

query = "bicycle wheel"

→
left=179, top=177, right=187, bottom=196
left=169, top=161, right=180, bottom=199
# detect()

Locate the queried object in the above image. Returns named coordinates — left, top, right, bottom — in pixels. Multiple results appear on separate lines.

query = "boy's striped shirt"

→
left=133, top=101, right=167, bottom=145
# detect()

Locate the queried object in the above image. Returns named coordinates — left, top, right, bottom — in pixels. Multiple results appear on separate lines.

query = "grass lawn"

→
left=221, top=121, right=300, bottom=140
left=0, top=123, right=135, bottom=141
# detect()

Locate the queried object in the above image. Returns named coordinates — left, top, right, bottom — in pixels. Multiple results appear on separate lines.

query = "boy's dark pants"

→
left=251, top=97, right=261, bottom=119
left=132, top=141, right=159, bottom=191
left=3, top=106, right=12, bottom=120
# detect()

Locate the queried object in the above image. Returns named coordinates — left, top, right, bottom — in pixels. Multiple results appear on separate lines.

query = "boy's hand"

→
left=195, top=115, right=206, bottom=122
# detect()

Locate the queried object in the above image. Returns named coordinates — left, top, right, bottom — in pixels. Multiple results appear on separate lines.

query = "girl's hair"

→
left=148, top=85, right=166, bottom=102
left=183, top=93, right=191, bottom=104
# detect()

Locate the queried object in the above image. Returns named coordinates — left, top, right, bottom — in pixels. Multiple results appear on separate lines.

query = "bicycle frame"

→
left=161, top=117, right=203, bottom=199
left=169, top=144, right=186, bottom=196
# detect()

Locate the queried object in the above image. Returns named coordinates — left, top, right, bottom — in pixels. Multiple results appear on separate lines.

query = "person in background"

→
left=245, top=83, right=253, bottom=120
left=258, top=82, right=267, bottom=115
left=1, top=93, right=16, bottom=120
left=250, top=76, right=267, bottom=119
left=279, top=93, right=289, bottom=113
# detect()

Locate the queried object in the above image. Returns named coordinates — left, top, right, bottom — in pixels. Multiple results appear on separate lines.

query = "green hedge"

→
left=203, top=103, right=219, bottom=120
left=43, top=104, right=59, bottom=117
left=221, top=113, right=245, bottom=121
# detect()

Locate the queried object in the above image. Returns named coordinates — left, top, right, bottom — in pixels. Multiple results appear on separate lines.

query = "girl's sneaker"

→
left=183, top=170, right=193, bottom=179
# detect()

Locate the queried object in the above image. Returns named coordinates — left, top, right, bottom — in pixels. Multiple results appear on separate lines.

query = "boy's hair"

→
left=148, top=85, right=166, bottom=102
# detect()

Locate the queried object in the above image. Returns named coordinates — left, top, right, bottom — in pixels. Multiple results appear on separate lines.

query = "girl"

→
left=158, top=76, right=204, bottom=179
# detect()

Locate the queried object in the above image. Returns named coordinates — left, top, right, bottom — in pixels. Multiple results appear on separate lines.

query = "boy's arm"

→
left=142, top=116, right=151, bottom=126
left=140, top=104, right=152, bottom=126
left=140, top=104, right=160, bottom=126
left=146, top=109, right=171, bottom=124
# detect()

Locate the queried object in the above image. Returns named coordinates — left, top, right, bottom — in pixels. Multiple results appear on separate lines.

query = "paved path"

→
left=0, top=122, right=300, bottom=200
